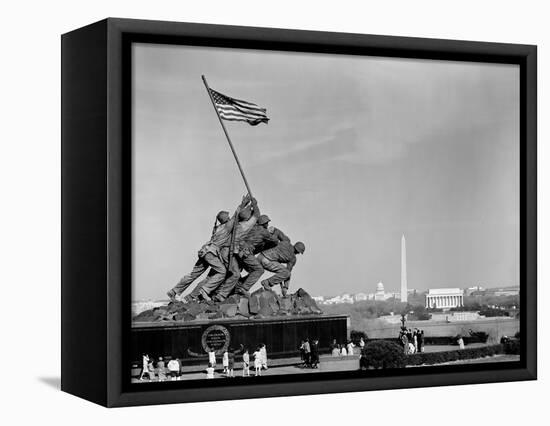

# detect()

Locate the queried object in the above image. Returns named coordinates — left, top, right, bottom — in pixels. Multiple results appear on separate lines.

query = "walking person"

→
left=299, top=340, right=306, bottom=366
left=260, top=343, right=268, bottom=370
left=418, top=330, right=425, bottom=353
left=242, top=348, right=250, bottom=377
left=222, top=350, right=229, bottom=375
left=303, top=338, right=311, bottom=367
left=457, top=335, right=465, bottom=350
left=310, top=339, right=320, bottom=369
left=401, top=331, right=409, bottom=355
left=208, top=348, right=216, bottom=369
left=139, top=354, right=150, bottom=381
left=359, top=337, right=366, bottom=350
left=413, top=330, right=418, bottom=353
left=227, top=348, right=235, bottom=378
left=253, top=347, right=262, bottom=376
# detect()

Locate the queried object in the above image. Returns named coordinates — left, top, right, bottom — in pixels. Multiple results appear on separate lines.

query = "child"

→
left=157, top=357, right=167, bottom=382
left=208, top=348, right=216, bottom=368
left=167, top=357, right=180, bottom=381
left=346, top=340, right=355, bottom=356
left=340, top=344, right=347, bottom=356
left=205, top=362, right=215, bottom=379
left=242, top=348, right=250, bottom=377
left=227, top=349, right=235, bottom=378
left=253, top=346, right=262, bottom=376
left=147, top=358, right=156, bottom=381
left=222, top=350, right=229, bottom=375
left=260, top=343, right=268, bottom=370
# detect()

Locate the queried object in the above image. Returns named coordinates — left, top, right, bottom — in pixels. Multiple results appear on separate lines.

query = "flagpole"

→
left=201, top=75, right=254, bottom=199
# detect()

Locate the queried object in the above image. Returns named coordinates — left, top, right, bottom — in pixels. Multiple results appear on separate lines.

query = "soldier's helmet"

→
left=216, top=210, right=230, bottom=223
left=258, top=214, right=271, bottom=225
left=238, top=206, right=253, bottom=221
left=294, top=241, right=306, bottom=254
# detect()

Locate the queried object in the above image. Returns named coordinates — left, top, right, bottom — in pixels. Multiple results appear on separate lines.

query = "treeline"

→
left=322, top=293, right=519, bottom=321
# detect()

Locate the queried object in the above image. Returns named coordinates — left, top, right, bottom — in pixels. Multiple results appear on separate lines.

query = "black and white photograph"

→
left=130, top=42, right=521, bottom=383
left=3, top=0, right=546, bottom=420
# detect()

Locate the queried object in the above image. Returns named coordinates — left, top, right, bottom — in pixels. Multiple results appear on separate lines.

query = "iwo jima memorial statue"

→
left=132, top=77, right=349, bottom=366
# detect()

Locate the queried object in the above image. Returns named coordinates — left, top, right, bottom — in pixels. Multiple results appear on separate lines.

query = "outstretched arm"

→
left=250, top=197, right=260, bottom=218
left=286, top=258, right=297, bottom=273
left=270, top=227, right=290, bottom=243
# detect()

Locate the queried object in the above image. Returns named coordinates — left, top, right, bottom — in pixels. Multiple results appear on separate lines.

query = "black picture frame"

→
left=61, top=17, right=537, bottom=407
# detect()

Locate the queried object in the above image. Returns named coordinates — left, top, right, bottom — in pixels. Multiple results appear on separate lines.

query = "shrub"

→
left=406, top=344, right=504, bottom=366
left=362, top=340, right=406, bottom=369
left=350, top=329, right=368, bottom=345
left=504, top=340, right=520, bottom=355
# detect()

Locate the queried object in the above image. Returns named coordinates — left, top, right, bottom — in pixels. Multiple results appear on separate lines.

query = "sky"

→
left=131, top=43, right=519, bottom=301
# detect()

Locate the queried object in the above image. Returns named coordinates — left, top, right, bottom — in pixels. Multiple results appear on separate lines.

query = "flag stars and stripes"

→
left=209, top=88, right=269, bottom=126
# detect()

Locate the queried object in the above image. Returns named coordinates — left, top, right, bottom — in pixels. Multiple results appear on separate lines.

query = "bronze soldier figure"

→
left=210, top=197, right=261, bottom=302
left=166, top=195, right=251, bottom=302
left=258, top=241, right=305, bottom=297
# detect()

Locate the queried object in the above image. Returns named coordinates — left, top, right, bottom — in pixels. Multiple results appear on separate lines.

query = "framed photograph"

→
left=61, top=18, right=537, bottom=407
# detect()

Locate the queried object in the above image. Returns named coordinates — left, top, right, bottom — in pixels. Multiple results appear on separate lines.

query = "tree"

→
left=361, top=340, right=406, bottom=369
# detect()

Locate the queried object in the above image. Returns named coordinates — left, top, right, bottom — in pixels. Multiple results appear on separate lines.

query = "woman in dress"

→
left=139, top=354, right=150, bottom=381
left=253, top=346, right=262, bottom=376
left=330, top=339, right=339, bottom=357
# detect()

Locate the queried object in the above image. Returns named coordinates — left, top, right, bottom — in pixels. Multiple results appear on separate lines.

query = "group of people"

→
left=207, top=344, right=268, bottom=378
left=167, top=194, right=306, bottom=303
left=329, top=337, right=364, bottom=357
left=399, top=328, right=425, bottom=355
left=298, top=338, right=320, bottom=368
left=139, top=354, right=184, bottom=381
left=139, top=343, right=270, bottom=381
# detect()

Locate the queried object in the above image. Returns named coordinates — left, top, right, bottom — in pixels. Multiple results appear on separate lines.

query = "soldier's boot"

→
left=199, top=288, right=212, bottom=302
left=235, top=288, right=251, bottom=298
left=280, top=285, right=288, bottom=298
left=167, top=289, right=177, bottom=302
left=261, top=280, right=271, bottom=291
left=183, top=294, right=198, bottom=304
left=212, top=294, right=225, bottom=303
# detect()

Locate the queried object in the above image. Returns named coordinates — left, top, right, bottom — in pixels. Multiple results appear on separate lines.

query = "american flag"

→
left=209, top=88, right=269, bottom=126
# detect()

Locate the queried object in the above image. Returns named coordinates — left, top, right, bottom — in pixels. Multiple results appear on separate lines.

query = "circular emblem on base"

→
left=201, top=324, right=231, bottom=354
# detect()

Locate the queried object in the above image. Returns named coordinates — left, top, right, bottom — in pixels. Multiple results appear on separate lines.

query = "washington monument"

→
left=401, top=234, right=408, bottom=303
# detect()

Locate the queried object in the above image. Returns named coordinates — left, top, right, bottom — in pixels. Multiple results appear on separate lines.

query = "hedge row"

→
left=406, top=343, right=517, bottom=366
left=503, top=340, right=520, bottom=355
left=366, top=335, right=488, bottom=346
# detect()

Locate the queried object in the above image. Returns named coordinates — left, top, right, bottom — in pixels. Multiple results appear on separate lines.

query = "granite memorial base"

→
left=131, top=314, right=350, bottom=366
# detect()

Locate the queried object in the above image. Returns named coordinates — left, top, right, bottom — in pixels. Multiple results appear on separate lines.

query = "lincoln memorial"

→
left=425, top=288, right=464, bottom=309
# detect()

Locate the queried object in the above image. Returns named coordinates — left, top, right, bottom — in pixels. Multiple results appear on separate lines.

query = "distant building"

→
left=374, top=282, right=386, bottom=301
left=425, top=288, right=464, bottom=310
left=430, top=311, right=480, bottom=322
left=401, top=234, right=407, bottom=303
left=354, top=293, right=368, bottom=302
left=465, top=286, right=485, bottom=296
left=488, top=286, right=520, bottom=297
left=324, top=293, right=354, bottom=304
